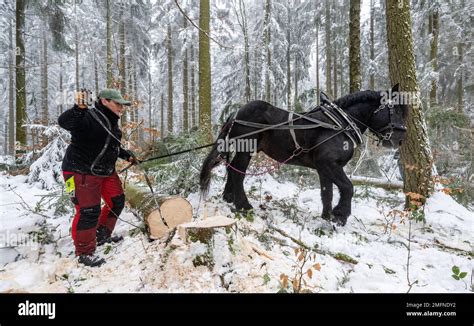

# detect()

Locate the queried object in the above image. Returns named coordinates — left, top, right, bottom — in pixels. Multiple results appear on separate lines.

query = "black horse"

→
left=200, top=85, right=408, bottom=226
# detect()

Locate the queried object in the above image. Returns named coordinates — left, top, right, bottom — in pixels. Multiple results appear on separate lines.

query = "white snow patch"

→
left=0, top=170, right=472, bottom=293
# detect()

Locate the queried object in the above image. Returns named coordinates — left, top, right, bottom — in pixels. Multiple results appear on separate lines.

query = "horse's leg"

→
left=318, top=172, right=334, bottom=220
left=222, top=168, right=234, bottom=203
left=229, top=152, right=253, bottom=211
left=319, top=163, right=353, bottom=226
left=331, top=166, right=354, bottom=226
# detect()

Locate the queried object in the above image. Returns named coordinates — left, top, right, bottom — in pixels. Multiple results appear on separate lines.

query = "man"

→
left=58, top=89, right=137, bottom=267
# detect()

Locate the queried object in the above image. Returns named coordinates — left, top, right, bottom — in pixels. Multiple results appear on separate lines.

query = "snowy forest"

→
left=0, top=0, right=473, bottom=295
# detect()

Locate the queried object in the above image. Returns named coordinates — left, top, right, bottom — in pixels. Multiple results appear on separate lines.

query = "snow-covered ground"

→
left=0, top=167, right=472, bottom=293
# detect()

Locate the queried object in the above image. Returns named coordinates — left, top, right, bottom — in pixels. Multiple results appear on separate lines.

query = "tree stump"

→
left=177, top=215, right=236, bottom=244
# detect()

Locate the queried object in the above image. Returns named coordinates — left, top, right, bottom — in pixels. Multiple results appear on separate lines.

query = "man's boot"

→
left=78, top=254, right=106, bottom=267
left=96, top=225, right=123, bottom=246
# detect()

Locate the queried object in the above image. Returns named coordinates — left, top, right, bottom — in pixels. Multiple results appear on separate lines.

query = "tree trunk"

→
left=183, top=17, right=189, bottom=133
left=386, top=0, right=433, bottom=206
left=199, top=0, right=212, bottom=140
left=286, top=9, right=291, bottom=109
left=315, top=24, right=320, bottom=106
left=294, top=56, right=299, bottom=110
left=15, top=0, right=27, bottom=147
left=119, top=9, right=127, bottom=127
left=148, top=69, right=153, bottom=142
left=325, top=0, right=332, bottom=97
left=429, top=9, right=439, bottom=106
left=190, top=44, right=196, bottom=129
left=264, top=0, right=272, bottom=103
left=167, top=24, right=174, bottom=136
left=236, top=0, right=251, bottom=102
left=124, top=184, right=193, bottom=239
left=127, top=58, right=134, bottom=125
left=8, top=20, right=15, bottom=156
left=253, top=45, right=259, bottom=100
left=160, top=93, right=164, bottom=139
left=118, top=12, right=126, bottom=95
left=106, top=0, right=113, bottom=88
left=92, top=58, right=98, bottom=96
left=339, top=43, right=343, bottom=95
left=41, top=29, right=49, bottom=143
left=58, top=63, right=64, bottom=116
left=333, top=44, right=337, bottom=98
left=349, top=0, right=361, bottom=93
left=456, top=43, right=463, bottom=112
left=243, top=6, right=251, bottom=103
left=369, top=0, right=375, bottom=90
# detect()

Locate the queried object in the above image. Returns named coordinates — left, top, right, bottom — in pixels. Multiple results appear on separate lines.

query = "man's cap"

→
left=98, top=89, right=132, bottom=106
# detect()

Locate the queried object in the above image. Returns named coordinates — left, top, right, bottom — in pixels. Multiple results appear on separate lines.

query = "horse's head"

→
left=370, top=84, right=408, bottom=148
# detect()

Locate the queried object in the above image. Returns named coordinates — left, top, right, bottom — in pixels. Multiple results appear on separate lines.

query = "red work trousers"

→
left=63, top=172, right=125, bottom=256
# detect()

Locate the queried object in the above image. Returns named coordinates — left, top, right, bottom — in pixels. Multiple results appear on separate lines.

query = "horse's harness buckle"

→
left=292, top=147, right=304, bottom=157
left=383, top=130, right=393, bottom=141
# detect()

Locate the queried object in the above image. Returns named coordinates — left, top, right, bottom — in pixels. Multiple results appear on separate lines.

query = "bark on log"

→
left=124, top=184, right=193, bottom=239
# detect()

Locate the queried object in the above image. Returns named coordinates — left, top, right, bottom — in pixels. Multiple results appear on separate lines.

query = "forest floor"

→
left=0, top=166, right=472, bottom=293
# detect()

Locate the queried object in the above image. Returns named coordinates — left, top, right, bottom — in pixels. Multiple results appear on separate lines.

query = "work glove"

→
left=124, top=149, right=140, bottom=165
left=75, top=89, right=92, bottom=109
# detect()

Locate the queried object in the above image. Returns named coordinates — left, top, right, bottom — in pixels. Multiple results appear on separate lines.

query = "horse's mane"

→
left=305, top=90, right=381, bottom=114
left=334, top=90, right=381, bottom=109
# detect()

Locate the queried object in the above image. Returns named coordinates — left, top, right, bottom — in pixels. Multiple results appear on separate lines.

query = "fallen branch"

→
left=7, top=185, right=50, bottom=219
left=269, top=226, right=311, bottom=251
left=433, top=238, right=473, bottom=257
left=268, top=226, right=358, bottom=264
left=350, top=176, right=403, bottom=190
left=452, top=125, right=474, bottom=135
left=246, top=241, right=274, bottom=260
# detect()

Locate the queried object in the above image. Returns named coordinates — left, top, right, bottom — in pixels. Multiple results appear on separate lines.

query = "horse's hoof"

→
left=331, top=215, right=348, bottom=226
left=321, top=212, right=334, bottom=221
left=232, top=203, right=253, bottom=213
left=222, top=192, right=234, bottom=203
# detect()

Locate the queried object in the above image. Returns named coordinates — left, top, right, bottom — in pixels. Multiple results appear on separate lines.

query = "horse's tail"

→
left=199, top=113, right=235, bottom=197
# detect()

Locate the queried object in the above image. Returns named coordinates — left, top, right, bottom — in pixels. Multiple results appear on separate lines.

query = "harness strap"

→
left=233, top=119, right=337, bottom=130
left=321, top=103, right=363, bottom=148
left=321, top=105, right=343, bottom=129
left=330, top=103, right=363, bottom=145
left=288, top=112, right=301, bottom=150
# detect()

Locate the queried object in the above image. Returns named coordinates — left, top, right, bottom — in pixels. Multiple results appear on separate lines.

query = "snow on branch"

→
left=27, top=125, right=69, bottom=190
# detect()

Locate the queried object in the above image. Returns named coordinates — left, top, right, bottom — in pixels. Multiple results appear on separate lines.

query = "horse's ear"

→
left=320, top=91, right=332, bottom=105
left=391, top=83, right=400, bottom=92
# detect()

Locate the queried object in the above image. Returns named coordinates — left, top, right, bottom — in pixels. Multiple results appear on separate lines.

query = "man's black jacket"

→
left=58, top=101, right=131, bottom=176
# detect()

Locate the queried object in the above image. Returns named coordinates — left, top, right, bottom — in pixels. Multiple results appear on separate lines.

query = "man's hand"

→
left=75, top=89, right=91, bottom=109
left=127, top=156, right=139, bottom=165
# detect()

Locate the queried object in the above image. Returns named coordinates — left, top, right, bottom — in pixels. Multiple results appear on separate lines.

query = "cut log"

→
left=178, top=215, right=236, bottom=244
left=349, top=176, right=403, bottom=190
left=124, top=184, right=193, bottom=239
